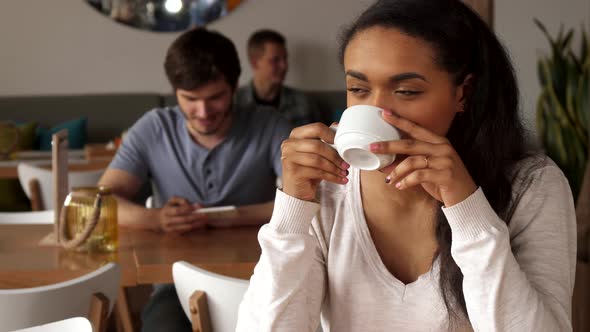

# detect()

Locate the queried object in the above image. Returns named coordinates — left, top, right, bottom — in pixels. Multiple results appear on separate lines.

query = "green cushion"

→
left=0, top=123, right=20, bottom=156
left=0, top=122, right=35, bottom=210
left=15, top=121, right=38, bottom=150
left=37, top=117, right=87, bottom=150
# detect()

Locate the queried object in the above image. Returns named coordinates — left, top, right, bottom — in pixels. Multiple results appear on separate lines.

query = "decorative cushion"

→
left=37, top=117, right=87, bottom=150
left=14, top=121, right=38, bottom=150
left=0, top=122, right=38, bottom=210
left=333, top=109, right=344, bottom=123
left=0, top=122, right=19, bottom=157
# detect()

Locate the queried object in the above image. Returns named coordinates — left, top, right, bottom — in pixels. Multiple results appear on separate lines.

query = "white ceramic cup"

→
left=333, top=105, right=401, bottom=170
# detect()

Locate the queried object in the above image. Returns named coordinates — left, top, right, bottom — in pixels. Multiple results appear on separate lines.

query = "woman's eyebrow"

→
left=345, top=70, right=429, bottom=83
left=345, top=70, right=368, bottom=81
left=390, top=72, right=428, bottom=83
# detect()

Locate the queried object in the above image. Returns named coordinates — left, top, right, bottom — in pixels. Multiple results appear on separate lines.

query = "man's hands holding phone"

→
left=157, top=197, right=207, bottom=233
left=156, top=197, right=238, bottom=233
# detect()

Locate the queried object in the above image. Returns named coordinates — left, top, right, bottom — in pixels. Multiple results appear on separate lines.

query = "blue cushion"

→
left=333, top=109, right=344, bottom=123
left=37, top=117, right=87, bottom=150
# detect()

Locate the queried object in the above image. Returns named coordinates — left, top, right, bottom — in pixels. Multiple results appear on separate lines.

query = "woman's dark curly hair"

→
left=339, top=0, right=528, bottom=326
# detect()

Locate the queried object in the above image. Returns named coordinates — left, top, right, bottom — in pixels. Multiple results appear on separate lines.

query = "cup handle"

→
left=59, top=193, right=103, bottom=250
left=326, top=124, right=339, bottom=149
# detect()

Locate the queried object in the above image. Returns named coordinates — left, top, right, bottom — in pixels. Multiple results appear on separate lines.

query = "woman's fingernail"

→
left=341, top=161, right=350, bottom=169
left=395, top=182, right=402, bottom=189
left=383, top=109, right=394, bottom=116
left=342, top=177, right=349, bottom=184
left=385, top=175, right=391, bottom=184
left=369, top=143, right=381, bottom=152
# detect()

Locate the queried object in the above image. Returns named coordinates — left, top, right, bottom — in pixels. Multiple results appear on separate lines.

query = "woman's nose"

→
left=367, top=90, right=392, bottom=111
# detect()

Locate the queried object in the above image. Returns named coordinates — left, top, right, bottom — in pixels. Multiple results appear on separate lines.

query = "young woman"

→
left=236, top=0, right=576, bottom=331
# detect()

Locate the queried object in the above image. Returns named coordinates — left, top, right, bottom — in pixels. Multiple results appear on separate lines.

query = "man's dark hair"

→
left=247, top=29, right=286, bottom=60
left=164, top=28, right=241, bottom=91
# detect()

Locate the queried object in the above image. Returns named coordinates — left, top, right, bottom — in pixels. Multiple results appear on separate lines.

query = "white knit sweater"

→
left=236, top=158, right=576, bottom=331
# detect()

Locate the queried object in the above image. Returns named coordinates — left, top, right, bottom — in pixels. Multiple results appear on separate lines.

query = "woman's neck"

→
left=359, top=169, right=440, bottom=284
left=360, top=169, right=437, bottom=213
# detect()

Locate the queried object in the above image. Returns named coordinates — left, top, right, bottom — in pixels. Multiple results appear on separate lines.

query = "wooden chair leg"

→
left=28, top=178, right=42, bottom=211
left=114, top=287, right=135, bottom=332
left=190, top=290, right=212, bottom=332
left=88, top=292, right=109, bottom=332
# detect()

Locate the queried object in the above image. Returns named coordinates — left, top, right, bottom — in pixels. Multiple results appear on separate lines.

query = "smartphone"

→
left=194, top=205, right=238, bottom=218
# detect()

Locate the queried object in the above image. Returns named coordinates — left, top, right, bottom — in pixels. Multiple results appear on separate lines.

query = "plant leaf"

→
left=535, top=19, right=589, bottom=201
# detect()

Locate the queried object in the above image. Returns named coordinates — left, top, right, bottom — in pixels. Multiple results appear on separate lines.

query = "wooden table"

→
left=0, top=158, right=111, bottom=179
left=0, top=224, right=137, bottom=288
left=130, top=226, right=261, bottom=284
left=0, top=223, right=262, bottom=331
left=0, top=224, right=261, bottom=288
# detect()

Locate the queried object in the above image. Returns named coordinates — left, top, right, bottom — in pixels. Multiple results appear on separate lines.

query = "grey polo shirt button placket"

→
left=203, top=155, right=216, bottom=191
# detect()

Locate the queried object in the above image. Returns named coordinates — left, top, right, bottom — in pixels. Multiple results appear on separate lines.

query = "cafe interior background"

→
left=0, top=0, right=588, bottom=209
left=0, top=0, right=587, bottom=127
left=0, top=0, right=589, bottom=330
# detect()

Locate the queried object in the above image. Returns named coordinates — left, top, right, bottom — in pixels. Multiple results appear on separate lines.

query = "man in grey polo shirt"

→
left=99, top=28, right=291, bottom=331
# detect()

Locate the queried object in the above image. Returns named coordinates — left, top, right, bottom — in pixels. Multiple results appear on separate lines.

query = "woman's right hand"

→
left=280, top=123, right=350, bottom=202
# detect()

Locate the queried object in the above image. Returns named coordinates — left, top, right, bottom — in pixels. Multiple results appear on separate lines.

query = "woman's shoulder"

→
left=510, top=154, right=567, bottom=190
left=507, top=153, right=575, bottom=235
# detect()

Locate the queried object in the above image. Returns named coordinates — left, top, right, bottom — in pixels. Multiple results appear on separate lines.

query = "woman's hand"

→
left=369, top=110, right=477, bottom=207
left=281, top=123, right=350, bottom=202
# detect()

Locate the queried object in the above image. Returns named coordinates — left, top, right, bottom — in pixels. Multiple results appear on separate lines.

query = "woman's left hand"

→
left=369, top=110, right=478, bottom=207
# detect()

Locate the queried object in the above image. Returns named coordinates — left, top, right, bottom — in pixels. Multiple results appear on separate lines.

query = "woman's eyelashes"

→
left=394, top=89, right=423, bottom=97
left=347, top=87, right=369, bottom=96
left=346, top=87, right=424, bottom=99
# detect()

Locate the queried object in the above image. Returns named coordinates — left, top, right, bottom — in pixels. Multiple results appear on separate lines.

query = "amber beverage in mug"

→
left=61, top=186, right=118, bottom=252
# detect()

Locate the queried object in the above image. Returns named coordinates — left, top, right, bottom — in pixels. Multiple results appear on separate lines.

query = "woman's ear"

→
left=456, top=74, right=474, bottom=113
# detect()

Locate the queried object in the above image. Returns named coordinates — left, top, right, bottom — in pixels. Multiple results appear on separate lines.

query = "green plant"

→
left=535, top=19, right=589, bottom=200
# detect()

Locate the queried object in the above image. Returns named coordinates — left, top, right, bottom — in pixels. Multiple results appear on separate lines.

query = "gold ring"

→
left=424, top=156, right=429, bottom=168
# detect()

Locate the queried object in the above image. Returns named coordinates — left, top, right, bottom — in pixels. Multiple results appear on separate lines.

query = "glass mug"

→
left=59, top=186, right=118, bottom=252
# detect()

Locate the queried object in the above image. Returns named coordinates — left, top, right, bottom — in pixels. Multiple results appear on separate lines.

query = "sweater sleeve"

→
left=236, top=189, right=326, bottom=332
left=443, top=164, right=576, bottom=331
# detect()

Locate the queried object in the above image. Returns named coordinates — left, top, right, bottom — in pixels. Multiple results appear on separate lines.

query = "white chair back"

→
left=0, top=263, right=120, bottom=332
left=0, top=210, right=54, bottom=224
left=17, top=163, right=105, bottom=210
left=173, top=261, right=249, bottom=332
left=12, top=317, right=92, bottom=332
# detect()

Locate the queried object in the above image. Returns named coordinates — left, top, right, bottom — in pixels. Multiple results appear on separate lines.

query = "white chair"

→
left=0, top=210, right=54, bottom=224
left=13, top=317, right=92, bottom=332
left=17, top=162, right=105, bottom=210
left=145, top=196, right=153, bottom=208
left=0, top=262, right=120, bottom=332
left=172, top=261, right=249, bottom=332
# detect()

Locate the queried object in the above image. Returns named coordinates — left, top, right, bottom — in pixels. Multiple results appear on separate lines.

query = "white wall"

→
left=0, top=0, right=588, bottom=142
left=0, top=0, right=370, bottom=96
left=495, top=0, right=590, bottom=142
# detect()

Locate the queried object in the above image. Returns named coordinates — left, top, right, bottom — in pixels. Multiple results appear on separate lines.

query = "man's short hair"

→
left=247, top=29, right=286, bottom=60
left=164, top=28, right=241, bottom=91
